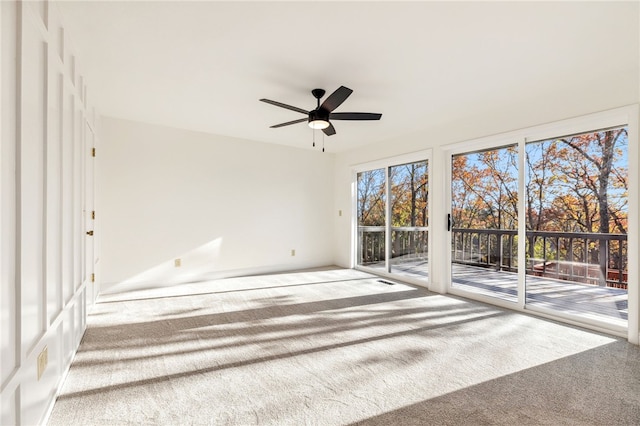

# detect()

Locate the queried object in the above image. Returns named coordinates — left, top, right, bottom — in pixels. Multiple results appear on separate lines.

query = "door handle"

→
left=86, top=230, right=94, bottom=236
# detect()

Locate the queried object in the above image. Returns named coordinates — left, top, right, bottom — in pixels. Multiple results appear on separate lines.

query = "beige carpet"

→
left=48, top=267, right=640, bottom=425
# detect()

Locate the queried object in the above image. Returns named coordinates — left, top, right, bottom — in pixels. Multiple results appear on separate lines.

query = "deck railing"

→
left=358, top=226, right=428, bottom=266
left=358, top=226, right=627, bottom=289
left=451, top=228, right=627, bottom=289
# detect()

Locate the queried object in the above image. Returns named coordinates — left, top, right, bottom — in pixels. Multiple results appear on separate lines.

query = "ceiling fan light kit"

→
left=308, top=109, right=330, bottom=129
left=260, top=86, right=382, bottom=140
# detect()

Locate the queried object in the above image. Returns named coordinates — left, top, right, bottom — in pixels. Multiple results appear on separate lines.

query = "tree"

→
left=451, top=146, right=518, bottom=230
left=557, top=128, right=628, bottom=234
left=357, top=169, right=385, bottom=226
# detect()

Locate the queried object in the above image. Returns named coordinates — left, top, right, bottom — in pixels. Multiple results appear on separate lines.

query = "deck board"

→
left=361, top=261, right=628, bottom=326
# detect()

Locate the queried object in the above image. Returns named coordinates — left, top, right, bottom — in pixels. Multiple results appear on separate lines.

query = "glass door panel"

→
left=525, top=127, right=628, bottom=327
left=357, top=168, right=386, bottom=272
left=390, top=161, right=429, bottom=280
left=451, top=145, right=519, bottom=302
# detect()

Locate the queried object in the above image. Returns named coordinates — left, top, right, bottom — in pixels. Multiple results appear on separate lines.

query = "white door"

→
left=84, top=123, right=97, bottom=304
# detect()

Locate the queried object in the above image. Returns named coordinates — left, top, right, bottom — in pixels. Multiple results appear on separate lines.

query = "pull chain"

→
left=322, top=131, right=325, bottom=152
left=313, top=129, right=316, bottom=147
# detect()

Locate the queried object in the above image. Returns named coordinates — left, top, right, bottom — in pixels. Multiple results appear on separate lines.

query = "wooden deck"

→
left=361, top=261, right=628, bottom=327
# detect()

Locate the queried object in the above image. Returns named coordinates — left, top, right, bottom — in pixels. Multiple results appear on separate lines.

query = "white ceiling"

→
left=56, top=1, right=639, bottom=153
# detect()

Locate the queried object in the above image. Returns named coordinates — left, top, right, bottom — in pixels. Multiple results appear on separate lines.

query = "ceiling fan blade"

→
left=270, top=117, right=308, bottom=128
left=322, top=123, right=336, bottom=136
left=320, top=86, right=353, bottom=112
left=330, top=112, right=382, bottom=121
left=260, top=99, right=308, bottom=115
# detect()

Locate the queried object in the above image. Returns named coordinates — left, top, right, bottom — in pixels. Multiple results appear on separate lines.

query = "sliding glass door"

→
left=524, top=126, right=628, bottom=327
left=447, top=120, right=630, bottom=331
left=356, top=155, right=430, bottom=283
left=450, top=145, right=519, bottom=302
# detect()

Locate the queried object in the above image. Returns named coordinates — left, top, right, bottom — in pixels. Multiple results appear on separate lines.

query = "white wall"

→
left=99, top=117, right=335, bottom=294
left=1, top=1, right=98, bottom=425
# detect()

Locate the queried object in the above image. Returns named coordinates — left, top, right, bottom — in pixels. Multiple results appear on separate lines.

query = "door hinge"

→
left=91, top=210, right=95, bottom=220
left=91, top=147, right=96, bottom=157
left=91, top=273, right=95, bottom=283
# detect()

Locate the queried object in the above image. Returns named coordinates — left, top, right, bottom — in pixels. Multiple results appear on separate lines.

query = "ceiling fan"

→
left=260, top=86, right=382, bottom=136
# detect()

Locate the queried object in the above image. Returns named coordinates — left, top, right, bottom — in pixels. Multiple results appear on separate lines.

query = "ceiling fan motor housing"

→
left=309, top=108, right=329, bottom=123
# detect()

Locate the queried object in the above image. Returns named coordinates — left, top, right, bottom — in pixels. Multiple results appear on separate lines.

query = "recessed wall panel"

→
left=46, top=66, right=63, bottom=324
left=57, top=27, right=64, bottom=63
left=1, top=0, right=18, bottom=386
left=20, top=14, right=47, bottom=353
left=63, top=306, right=74, bottom=365
left=74, top=295, right=83, bottom=345
left=74, top=103, right=83, bottom=289
left=27, top=0, right=47, bottom=30
left=65, top=51, right=74, bottom=88
left=61, top=87, right=74, bottom=303
left=0, top=388, right=16, bottom=426
left=46, top=3, right=63, bottom=63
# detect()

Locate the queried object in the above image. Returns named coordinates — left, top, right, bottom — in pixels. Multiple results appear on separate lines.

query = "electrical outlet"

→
left=37, top=346, right=48, bottom=380
left=339, top=210, right=342, bottom=217
left=291, top=249, right=295, bottom=256
left=174, top=258, right=181, bottom=267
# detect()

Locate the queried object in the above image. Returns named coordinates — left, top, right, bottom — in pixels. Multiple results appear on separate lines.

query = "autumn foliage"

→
left=451, top=126, right=628, bottom=286
left=452, top=127, right=628, bottom=235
